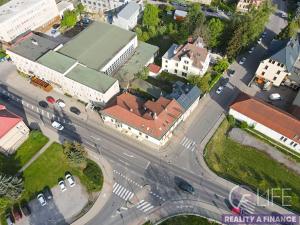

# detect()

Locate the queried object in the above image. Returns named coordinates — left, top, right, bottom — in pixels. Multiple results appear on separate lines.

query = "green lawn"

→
left=22, top=142, right=103, bottom=200
left=205, top=119, right=300, bottom=213
left=158, top=215, right=220, bottom=225
left=0, top=131, right=48, bottom=175
left=0, top=0, right=9, bottom=6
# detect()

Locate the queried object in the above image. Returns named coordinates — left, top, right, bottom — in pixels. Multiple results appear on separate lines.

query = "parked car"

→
left=43, top=187, right=53, bottom=200
left=228, top=69, right=235, bottom=77
left=52, top=24, right=60, bottom=29
left=58, top=180, right=67, bottom=192
left=220, top=77, right=229, bottom=86
left=177, top=180, right=195, bottom=194
left=56, top=99, right=66, bottom=108
left=51, top=121, right=64, bottom=131
left=12, top=206, right=22, bottom=221
left=37, top=193, right=47, bottom=206
left=65, top=173, right=75, bottom=187
left=257, top=37, right=262, bottom=44
left=262, top=31, right=267, bottom=37
left=216, top=86, right=224, bottom=95
left=248, top=47, right=255, bottom=53
left=5, top=214, right=14, bottom=225
left=38, top=101, right=48, bottom=108
left=20, top=202, right=31, bottom=216
left=269, top=93, right=281, bottom=100
left=46, top=96, right=56, bottom=104
left=70, top=106, right=81, bottom=115
left=239, top=57, right=246, bottom=65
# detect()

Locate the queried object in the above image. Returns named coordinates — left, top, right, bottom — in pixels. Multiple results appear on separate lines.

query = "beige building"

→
left=236, top=0, right=263, bottom=13
left=255, top=37, right=300, bottom=89
left=187, top=0, right=211, bottom=5
left=0, top=105, right=29, bottom=155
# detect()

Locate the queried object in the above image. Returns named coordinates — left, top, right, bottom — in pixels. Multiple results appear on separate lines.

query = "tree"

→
left=135, top=27, right=143, bottom=40
left=142, top=4, right=160, bottom=28
left=0, top=174, right=23, bottom=199
left=277, top=19, right=299, bottom=40
left=227, top=115, right=236, bottom=127
left=135, top=67, right=149, bottom=80
left=148, top=26, right=157, bottom=38
left=63, top=141, right=87, bottom=164
left=240, top=121, right=248, bottom=129
left=213, top=58, right=229, bottom=73
left=61, top=10, right=77, bottom=28
left=76, top=3, right=85, bottom=15
left=208, top=18, right=225, bottom=48
left=188, top=73, right=211, bottom=93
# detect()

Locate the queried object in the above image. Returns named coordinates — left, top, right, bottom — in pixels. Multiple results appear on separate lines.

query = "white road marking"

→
left=123, top=152, right=135, bottom=158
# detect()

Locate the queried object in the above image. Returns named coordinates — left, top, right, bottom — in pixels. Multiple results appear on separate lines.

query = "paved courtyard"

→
left=16, top=177, right=89, bottom=225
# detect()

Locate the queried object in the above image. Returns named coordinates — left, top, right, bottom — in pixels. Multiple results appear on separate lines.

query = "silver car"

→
left=37, top=193, right=47, bottom=206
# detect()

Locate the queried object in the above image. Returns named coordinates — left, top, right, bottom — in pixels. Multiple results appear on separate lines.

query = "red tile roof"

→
left=147, top=63, right=161, bottom=74
left=230, top=93, right=300, bottom=144
left=0, top=105, right=22, bottom=139
left=102, top=93, right=183, bottom=139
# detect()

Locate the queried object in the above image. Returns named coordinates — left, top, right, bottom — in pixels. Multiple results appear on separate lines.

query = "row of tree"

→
left=61, top=3, right=85, bottom=28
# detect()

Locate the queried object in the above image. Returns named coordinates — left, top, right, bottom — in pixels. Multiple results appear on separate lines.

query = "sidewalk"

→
left=18, top=140, right=53, bottom=173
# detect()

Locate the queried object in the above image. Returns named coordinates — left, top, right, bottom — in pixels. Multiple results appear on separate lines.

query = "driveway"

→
left=16, top=177, right=89, bottom=225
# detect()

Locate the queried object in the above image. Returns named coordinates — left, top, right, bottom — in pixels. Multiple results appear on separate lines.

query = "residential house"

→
left=229, top=92, right=300, bottom=153
left=0, top=0, right=60, bottom=43
left=101, top=93, right=184, bottom=146
left=113, top=2, right=141, bottom=30
left=236, top=0, right=263, bottom=13
left=80, top=0, right=142, bottom=13
left=186, top=0, right=211, bottom=5
left=0, top=105, right=30, bottom=155
left=162, top=37, right=210, bottom=78
left=173, top=10, right=187, bottom=21
left=148, top=63, right=161, bottom=77
left=255, top=36, right=300, bottom=89
left=57, top=1, right=75, bottom=18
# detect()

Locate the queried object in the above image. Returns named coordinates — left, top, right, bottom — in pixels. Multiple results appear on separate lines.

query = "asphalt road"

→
left=0, top=0, right=291, bottom=224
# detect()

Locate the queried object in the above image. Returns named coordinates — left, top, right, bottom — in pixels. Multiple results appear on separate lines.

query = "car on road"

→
left=20, top=202, right=31, bottom=216
left=46, top=96, right=55, bottom=104
left=248, top=47, right=255, bottom=53
left=38, top=101, right=48, bottom=108
left=216, top=86, right=224, bottom=95
left=51, top=121, right=64, bottom=131
left=66, top=173, right=75, bottom=187
left=12, top=206, right=22, bottom=221
left=37, top=193, right=47, bottom=206
left=239, top=57, right=246, bottom=65
left=228, top=69, right=235, bottom=77
left=70, top=106, right=81, bottom=115
left=177, top=180, right=195, bottom=194
left=58, top=180, right=67, bottom=192
left=43, top=187, right=53, bottom=200
left=5, top=213, right=14, bottom=225
left=56, top=99, right=66, bottom=108
left=269, top=93, right=281, bottom=100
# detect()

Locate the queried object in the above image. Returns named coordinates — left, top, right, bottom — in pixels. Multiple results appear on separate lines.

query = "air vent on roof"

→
left=31, top=39, right=38, bottom=46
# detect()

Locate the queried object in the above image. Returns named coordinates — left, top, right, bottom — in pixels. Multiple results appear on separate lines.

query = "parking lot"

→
left=15, top=177, right=88, bottom=225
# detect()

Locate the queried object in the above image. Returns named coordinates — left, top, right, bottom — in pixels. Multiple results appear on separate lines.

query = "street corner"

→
left=126, top=184, right=152, bottom=208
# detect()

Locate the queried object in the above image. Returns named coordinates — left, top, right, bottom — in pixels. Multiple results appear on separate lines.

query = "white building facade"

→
left=113, top=2, right=140, bottom=30
left=0, top=0, right=59, bottom=43
left=80, top=0, right=129, bottom=13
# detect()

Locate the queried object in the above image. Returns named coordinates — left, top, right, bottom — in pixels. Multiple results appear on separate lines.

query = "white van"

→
left=269, top=93, right=281, bottom=101
left=51, top=121, right=64, bottom=130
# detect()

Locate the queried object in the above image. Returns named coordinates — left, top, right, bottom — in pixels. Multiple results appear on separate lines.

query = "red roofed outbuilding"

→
left=0, top=105, right=30, bottom=155
left=229, top=93, right=300, bottom=153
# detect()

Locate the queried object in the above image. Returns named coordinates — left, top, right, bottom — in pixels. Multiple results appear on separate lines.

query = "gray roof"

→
left=270, top=37, right=300, bottom=72
left=59, top=22, right=136, bottom=71
left=162, top=43, right=178, bottom=60
left=8, top=34, right=59, bottom=61
left=293, top=90, right=300, bottom=107
left=118, top=2, right=140, bottom=20
left=131, top=79, right=162, bottom=99
left=37, top=50, right=77, bottom=74
left=167, top=81, right=201, bottom=110
left=65, top=64, right=117, bottom=93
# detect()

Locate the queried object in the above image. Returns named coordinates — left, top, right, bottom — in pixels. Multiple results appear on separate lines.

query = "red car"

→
left=46, top=96, right=55, bottom=104
left=12, top=206, right=22, bottom=221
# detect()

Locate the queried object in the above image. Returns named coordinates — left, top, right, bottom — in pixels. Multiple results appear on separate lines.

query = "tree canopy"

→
left=61, top=10, right=77, bottom=28
left=142, top=4, right=160, bottom=28
left=208, top=18, right=226, bottom=48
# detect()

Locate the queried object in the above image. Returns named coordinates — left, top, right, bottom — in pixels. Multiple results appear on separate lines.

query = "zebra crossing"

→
left=136, top=200, right=154, bottom=213
left=180, top=136, right=196, bottom=152
left=239, top=198, right=256, bottom=214
left=112, top=183, right=134, bottom=201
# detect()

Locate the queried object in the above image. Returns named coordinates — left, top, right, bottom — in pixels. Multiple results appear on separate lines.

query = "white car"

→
left=51, top=121, right=64, bottom=131
left=216, top=86, right=224, bottom=95
left=58, top=180, right=67, bottom=192
left=37, top=193, right=47, bottom=206
left=248, top=47, right=255, bottom=53
left=56, top=99, right=66, bottom=108
left=257, top=37, right=262, bottom=44
left=269, top=93, right=281, bottom=100
left=65, top=173, right=75, bottom=187
left=239, top=57, right=246, bottom=65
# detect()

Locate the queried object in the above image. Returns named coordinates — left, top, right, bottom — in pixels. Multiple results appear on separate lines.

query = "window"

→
left=264, top=65, right=269, bottom=70
left=128, top=127, right=131, bottom=130
left=184, top=60, right=189, bottom=64
left=269, top=59, right=272, bottom=63
left=183, top=66, right=188, bottom=71
left=283, top=138, right=287, bottom=142
left=293, top=143, right=298, bottom=147
left=277, top=62, right=280, bottom=66
left=165, top=60, right=168, bottom=63
left=276, top=70, right=280, bottom=74
left=272, top=60, right=275, bottom=64
left=175, top=63, right=178, bottom=67
left=280, top=64, right=284, bottom=67
left=182, top=72, right=187, bottom=77
left=290, top=141, right=294, bottom=146
left=146, top=135, right=148, bottom=139
left=273, top=76, right=277, bottom=81
left=262, top=72, right=265, bottom=76
left=280, top=136, right=284, bottom=141
left=165, top=64, right=168, bottom=68
left=174, top=69, right=178, bottom=73
left=139, top=132, right=142, bottom=135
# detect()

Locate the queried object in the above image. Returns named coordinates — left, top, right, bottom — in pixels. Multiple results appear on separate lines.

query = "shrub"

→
left=240, top=121, right=248, bottom=129
left=227, top=115, right=236, bottom=127
left=63, top=141, right=87, bottom=165
left=83, top=160, right=103, bottom=191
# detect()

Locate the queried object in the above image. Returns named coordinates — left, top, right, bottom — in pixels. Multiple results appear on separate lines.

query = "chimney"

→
left=130, top=108, right=133, bottom=112
left=153, top=112, right=157, bottom=119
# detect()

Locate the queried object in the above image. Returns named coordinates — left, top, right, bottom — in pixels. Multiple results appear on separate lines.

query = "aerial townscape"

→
left=0, top=0, right=300, bottom=224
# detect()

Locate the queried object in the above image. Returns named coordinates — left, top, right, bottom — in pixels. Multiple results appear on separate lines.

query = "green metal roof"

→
left=114, top=42, right=159, bottom=83
left=37, top=50, right=77, bottom=74
left=59, top=22, right=136, bottom=71
left=65, top=64, right=117, bottom=93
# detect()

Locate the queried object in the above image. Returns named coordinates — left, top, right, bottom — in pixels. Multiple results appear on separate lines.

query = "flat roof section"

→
left=65, top=64, right=117, bottom=93
left=8, top=33, right=59, bottom=61
left=59, top=22, right=136, bottom=71
left=37, top=50, right=77, bottom=74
